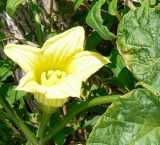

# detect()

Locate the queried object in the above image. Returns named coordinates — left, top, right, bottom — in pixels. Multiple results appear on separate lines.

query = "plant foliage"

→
left=0, top=0, right=160, bottom=144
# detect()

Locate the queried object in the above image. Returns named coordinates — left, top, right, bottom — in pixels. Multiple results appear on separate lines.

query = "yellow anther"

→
left=48, top=74, right=58, bottom=86
left=47, top=70, right=55, bottom=78
left=41, top=72, right=48, bottom=85
left=55, top=70, right=62, bottom=78
left=41, top=70, right=67, bottom=86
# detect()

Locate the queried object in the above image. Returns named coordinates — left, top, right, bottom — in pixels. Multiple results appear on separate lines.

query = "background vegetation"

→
left=0, top=0, right=160, bottom=144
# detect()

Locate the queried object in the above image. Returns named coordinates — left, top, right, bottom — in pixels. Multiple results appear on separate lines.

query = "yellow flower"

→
left=4, top=26, right=110, bottom=107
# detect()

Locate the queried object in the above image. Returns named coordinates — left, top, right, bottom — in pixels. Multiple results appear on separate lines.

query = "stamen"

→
left=40, top=70, right=67, bottom=86
left=47, top=70, right=55, bottom=78
left=48, top=75, right=59, bottom=86
left=41, top=72, right=48, bottom=85
left=55, top=70, right=62, bottom=78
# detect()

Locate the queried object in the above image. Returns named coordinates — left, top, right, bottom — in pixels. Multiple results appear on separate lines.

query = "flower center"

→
left=40, top=70, right=67, bottom=86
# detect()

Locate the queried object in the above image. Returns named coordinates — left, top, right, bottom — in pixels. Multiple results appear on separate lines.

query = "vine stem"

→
left=0, top=94, right=38, bottom=145
left=30, top=0, right=44, bottom=46
left=0, top=110, right=23, bottom=136
left=83, top=1, right=90, bottom=11
left=38, top=104, right=57, bottom=145
left=42, top=95, right=121, bottom=142
left=105, top=0, right=122, bottom=22
left=115, top=12, right=122, bottom=21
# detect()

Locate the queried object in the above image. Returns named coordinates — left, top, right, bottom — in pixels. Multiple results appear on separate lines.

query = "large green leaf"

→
left=6, top=0, right=25, bottom=17
left=142, top=0, right=157, bottom=7
left=87, top=89, right=160, bottom=144
left=86, top=0, right=116, bottom=41
left=117, top=7, right=160, bottom=95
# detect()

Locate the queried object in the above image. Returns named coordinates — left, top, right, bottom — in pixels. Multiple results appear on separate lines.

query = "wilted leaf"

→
left=117, top=7, right=160, bottom=95
left=87, top=89, right=160, bottom=144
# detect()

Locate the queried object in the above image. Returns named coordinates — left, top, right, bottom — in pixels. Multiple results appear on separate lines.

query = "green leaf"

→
left=109, top=48, right=135, bottom=90
left=108, top=0, right=117, bottom=15
left=26, top=141, right=32, bottom=145
left=83, top=115, right=101, bottom=129
left=155, top=4, right=160, bottom=14
left=149, top=0, right=156, bottom=6
left=142, top=0, right=150, bottom=7
left=53, top=131, right=65, bottom=145
left=117, top=7, right=160, bottom=95
left=142, top=0, right=157, bottom=7
left=6, top=0, right=25, bottom=17
left=86, top=0, right=116, bottom=41
left=73, top=0, right=84, bottom=11
left=0, top=1, right=6, bottom=13
left=47, top=31, right=58, bottom=40
left=85, top=31, right=102, bottom=51
left=87, top=89, right=160, bottom=144
left=0, top=84, right=27, bottom=108
left=0, top=60, right=13, bottom=81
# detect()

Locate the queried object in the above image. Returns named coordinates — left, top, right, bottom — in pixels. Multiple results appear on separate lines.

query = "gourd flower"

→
left=4, top=26, right=110, bottom=107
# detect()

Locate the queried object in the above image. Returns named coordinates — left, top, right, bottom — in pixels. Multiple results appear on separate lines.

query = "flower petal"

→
left=42, top=26, right=85, bottom=70
left=66, top=51, right=110, bottom=80
left=16, top=72, right=47, bottom=94
left=4, top=44, right=40, bottom=72
left=46, top=74, right=82, bottom=99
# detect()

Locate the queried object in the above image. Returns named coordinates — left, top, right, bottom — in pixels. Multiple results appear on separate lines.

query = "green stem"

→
left=0, top=110, right=24, bottom=136
left=0, top=109, right=10, bottom=120
left=115, top=12, right=122, bottom=21
left=0, top=95, right=38, bottom=145
left=38, top=105, right=57, bottom=145
left=30, top=0, right=44, bottom=46
left=0, top=114, right=22, bottom=136
left=105, top=0, right=122, bottom=22
left=83, top=1, right=90, bottom=11
left=42, top=95, right=121, bottom=142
